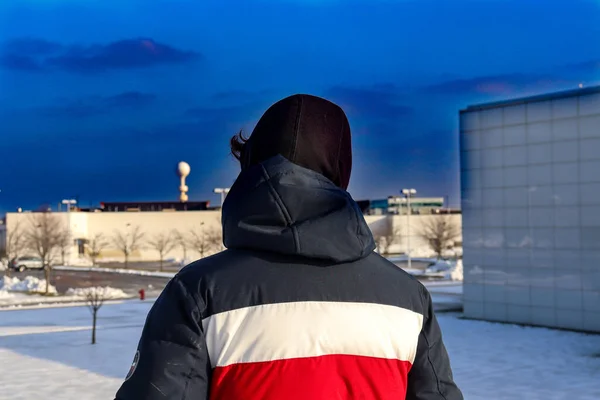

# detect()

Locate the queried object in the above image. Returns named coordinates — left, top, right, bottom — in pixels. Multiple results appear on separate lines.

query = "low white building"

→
left=5, top=208, right=222, bottom=266
left=0, top=220, right=6, bottom=258
left=3, top=207, right=461, bottom=267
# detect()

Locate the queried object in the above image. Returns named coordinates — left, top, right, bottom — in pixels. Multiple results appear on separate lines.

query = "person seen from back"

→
left=115, top=94, right=463, bottom=400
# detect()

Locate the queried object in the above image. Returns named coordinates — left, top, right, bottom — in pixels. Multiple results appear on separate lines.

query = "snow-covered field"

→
left=0, top=276, right=131, bottom=307
left=0, top=298, right=599, bottom=400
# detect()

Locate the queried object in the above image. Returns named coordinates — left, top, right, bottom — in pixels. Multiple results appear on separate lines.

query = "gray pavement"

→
left=6, top=269, right=171, bottom=298
left=5, top=267, right=463, bottom=311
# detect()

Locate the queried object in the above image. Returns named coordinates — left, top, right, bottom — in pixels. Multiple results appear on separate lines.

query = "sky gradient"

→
left=1, top=0, right=599, bottom=213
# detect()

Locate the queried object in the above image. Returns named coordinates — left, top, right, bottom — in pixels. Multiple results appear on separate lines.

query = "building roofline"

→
left=100, top=200, right=210, bottom=206
left=460, top=85, right=600, bottom=113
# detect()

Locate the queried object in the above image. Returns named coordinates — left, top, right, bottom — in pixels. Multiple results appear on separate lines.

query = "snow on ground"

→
left=386, top=256, right=463, bottom=281
left=426, top=281, right=463, bottom=294
left=407, top=246, right=463, bottom=259
left=0, top=300, right=599, bottom=400
left=0, top=276, right=132, bottom=308
left=65, top=286, right=129, bottom=299
left=56, top=259, right=465, bottom=282
left=54, top=265, right=175, bottom=278
left=424, top=282, right=463, bottom=310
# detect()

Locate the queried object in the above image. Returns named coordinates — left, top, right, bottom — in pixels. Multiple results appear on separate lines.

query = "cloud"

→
left=0, top=38, right=62, bottom=71
left=423, top=73, right=573, bottom=96
left=0, top=54, right=42, bottom=71
left=325, top=84, right=413, bottom=120
left=47, top=38, right=200, bottom=72
left=2, top=38, right=63, bottom=55
left=0, top=37, right=200, bottom=73
left=36, top=91, right=156, bottom=118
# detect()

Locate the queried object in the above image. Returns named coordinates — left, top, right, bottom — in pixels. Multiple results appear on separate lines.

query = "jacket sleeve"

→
left=115, top=276, right=211, bottom=400
left=406, top=285, right=463, bottom=400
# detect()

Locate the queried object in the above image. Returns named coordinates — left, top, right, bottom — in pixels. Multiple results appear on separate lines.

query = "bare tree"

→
left=207, top=226, right=223, bottom=252
left=417, top=216, right=461, bottom=259
left=211, top=217, right=224, bottom=252
left=112, top=225, right=145, bottom=269
left=172, top=229, right=189, bottom=263
left=148, top=232, right=176, bottom=271
left=373, top=218, right=402, bottom=256
left=25, top=212, right=64, bottom=294
left=87, top=233, right=109, bottom=266
left=83, top=287, right=107, bottom=345
left=6, top=220, right=26, bottom=277
left=189, top=226, right=221, bottom=258
left=56, top=229, right=71, bottom=266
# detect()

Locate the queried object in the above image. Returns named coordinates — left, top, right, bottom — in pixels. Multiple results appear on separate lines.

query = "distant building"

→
left=460, top=85, right=600, bottom=333
left=99, top=201, right=211, bottom=212
left=358, top=196, right=457, bottom=215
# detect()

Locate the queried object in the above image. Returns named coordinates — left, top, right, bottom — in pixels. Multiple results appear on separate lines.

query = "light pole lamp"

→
left=61, top=199, right=77, bottom=211
left=401, top=189, right=417, bottom=271
left=213, top=188, right=230, bottom=208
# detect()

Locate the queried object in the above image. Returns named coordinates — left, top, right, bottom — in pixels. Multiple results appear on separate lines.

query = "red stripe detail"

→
left=209, top=354, right=411, bottom=400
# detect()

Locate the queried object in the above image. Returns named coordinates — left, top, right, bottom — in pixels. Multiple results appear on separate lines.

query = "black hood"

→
left=240, top=94, right=352, bottom=190
left=222, top=155, right=375, bottom=263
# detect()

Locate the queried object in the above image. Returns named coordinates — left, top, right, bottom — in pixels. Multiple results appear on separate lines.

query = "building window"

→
left=76, top=239, right=88, bottom=255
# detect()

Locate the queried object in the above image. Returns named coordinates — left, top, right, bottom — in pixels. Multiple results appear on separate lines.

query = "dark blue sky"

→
left=1, top=0, right=598, bottom=213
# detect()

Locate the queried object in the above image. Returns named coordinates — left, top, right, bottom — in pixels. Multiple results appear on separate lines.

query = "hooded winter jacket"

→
left=115, top=155, right=463, bottom=400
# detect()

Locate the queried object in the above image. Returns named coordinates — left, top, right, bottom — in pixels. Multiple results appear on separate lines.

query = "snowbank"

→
left=0, top=276, right=132, bottom=307
left=403, top=246, right=463, bottom=259
left=70, top=258, right=94, bottom=267
left=446, top=259, right=463, bottom=281
left=0, top=275, right=57, bottom=294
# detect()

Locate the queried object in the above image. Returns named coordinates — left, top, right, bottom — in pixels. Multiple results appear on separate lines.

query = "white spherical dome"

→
left=177, top=161, right=191, bottom=177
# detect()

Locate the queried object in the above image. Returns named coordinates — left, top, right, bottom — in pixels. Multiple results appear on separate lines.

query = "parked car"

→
left=9, top=256, right=44, bottom=272
left=387, top=256, right=455, bottom=279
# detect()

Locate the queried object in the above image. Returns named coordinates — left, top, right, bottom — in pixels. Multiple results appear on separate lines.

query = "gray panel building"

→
left=460, top=86, right=600, bottom=332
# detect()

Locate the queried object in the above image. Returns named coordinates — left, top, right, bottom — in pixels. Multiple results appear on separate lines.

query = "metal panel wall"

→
left=460, top=89, right=600, bottom=332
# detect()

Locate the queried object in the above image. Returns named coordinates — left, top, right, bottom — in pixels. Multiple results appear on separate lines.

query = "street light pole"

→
left=61, top=199, right=77, bottom=266
left=401, top=188, right=417, bottom=271
left=213, top=188, right=231, bottom=208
